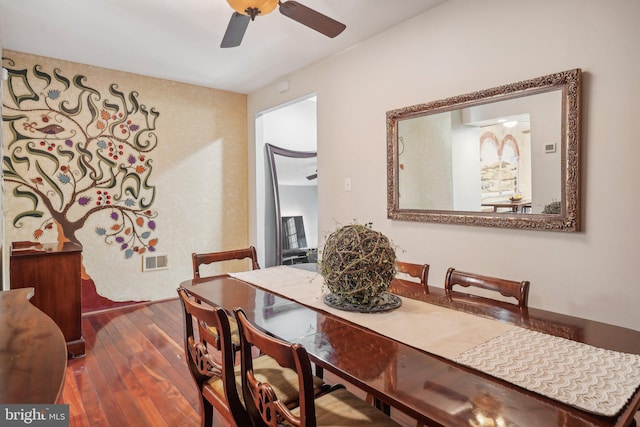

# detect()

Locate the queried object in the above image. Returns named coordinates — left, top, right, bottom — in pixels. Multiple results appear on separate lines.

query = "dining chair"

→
left=177, top=287, right=250, bottom=427
left=234, top=307, right=402, bottom=426
left=192, top=246, right=260, bottom=279
left=444, top=267, right=530, bottom=308
left=191, top=246, right=260, bottom=352
left=395, top=260, right=430, bottom=288
left=178, top=288, right=329, bottom=427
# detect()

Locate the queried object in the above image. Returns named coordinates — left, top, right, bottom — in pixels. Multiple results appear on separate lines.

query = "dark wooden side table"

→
left=10, top=241, right=85, bottom=357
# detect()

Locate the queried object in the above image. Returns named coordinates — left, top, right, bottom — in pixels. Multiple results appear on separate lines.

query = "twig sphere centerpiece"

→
left=320, top=223, right=401, bottom=312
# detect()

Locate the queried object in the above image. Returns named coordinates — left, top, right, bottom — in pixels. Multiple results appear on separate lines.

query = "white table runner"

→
left=230, top=265, right=640, bottom=416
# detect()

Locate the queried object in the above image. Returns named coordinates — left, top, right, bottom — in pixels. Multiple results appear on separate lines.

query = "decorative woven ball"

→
left=320, top=223, right=396, bottom=305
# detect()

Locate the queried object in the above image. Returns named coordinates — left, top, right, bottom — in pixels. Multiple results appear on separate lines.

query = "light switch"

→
left=344, top=178, right=351, bottom=192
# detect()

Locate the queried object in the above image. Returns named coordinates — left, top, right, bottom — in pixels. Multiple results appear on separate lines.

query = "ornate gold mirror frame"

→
left=387, top=69, right=581, bottom=231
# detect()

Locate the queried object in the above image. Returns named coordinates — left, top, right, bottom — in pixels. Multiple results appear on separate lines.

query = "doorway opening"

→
left=255, top=94, right=317, bottom=267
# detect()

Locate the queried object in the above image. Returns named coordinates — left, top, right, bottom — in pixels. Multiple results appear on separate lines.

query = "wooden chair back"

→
left=234, top=307, right=318, bottom=427
left=445, top=267, right=530, bottom=308
left=395, top=260, right=430, bottom=288
left=192, top=246, right=260, bottom=279
left=177, top=288, right=250, bottom=427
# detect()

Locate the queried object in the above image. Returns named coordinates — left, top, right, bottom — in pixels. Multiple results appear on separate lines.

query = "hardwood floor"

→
left=60, top=298, right=208, bottom=427
left=59, top=298, right=418, bottom=427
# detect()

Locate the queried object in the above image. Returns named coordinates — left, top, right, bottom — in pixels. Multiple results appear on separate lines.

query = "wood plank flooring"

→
left=59, top=298, right=419, bottom=427
left=60, top=299, right=209, bottom=427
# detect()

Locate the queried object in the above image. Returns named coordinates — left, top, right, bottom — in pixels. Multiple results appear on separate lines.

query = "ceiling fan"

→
left=221, top=0, right=346, bottom=48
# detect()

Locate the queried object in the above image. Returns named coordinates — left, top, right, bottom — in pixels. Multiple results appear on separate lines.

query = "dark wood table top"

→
left=180, top=271, right=640, bottom=426
left=0, top=288, right=67, bottom=403
left=481, top=199, right=532, bottom=212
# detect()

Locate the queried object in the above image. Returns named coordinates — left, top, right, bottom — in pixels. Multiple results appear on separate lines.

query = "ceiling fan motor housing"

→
left=227, top=0, right=278, bottom=18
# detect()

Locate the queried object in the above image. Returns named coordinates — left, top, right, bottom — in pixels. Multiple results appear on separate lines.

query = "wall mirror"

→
left=265, top=143, right=318, bottom=265
left=387, top=68, right=581, bottom=231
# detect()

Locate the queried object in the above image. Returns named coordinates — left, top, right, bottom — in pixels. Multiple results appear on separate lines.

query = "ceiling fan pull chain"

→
left=245, top=7, right=260, bottom=20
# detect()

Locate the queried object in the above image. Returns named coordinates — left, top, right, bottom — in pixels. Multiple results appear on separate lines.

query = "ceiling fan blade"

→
left=221, top=12, right=251, bottom=48
left=279, top=1, right=346, bottom=38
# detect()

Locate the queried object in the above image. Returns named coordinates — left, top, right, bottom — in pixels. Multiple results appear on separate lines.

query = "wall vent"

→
left=143, top=254, right=168, bottom=272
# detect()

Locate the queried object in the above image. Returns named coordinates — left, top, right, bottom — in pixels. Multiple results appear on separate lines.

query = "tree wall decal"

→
left=2, top=57, right=160, bottom=261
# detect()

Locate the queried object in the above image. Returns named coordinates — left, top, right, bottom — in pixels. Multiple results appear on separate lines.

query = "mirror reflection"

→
left=398, top=90, right=561, bottom=214
left=387, top=69, right=581, bottom=231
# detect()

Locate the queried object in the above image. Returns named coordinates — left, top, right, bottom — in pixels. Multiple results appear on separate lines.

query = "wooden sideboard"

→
left=10, top=241, right=85, bottom=357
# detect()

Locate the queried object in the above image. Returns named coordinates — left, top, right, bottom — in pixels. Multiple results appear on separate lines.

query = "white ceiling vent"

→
left=143, top=254, right=168, bottom=272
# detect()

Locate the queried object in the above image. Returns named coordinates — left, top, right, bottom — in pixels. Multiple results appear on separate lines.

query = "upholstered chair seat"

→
left=206, top=354, right=327, bottom=408
left=207, top=322, right=240, bottom=347
left=292, top=387, right=402, bottom=426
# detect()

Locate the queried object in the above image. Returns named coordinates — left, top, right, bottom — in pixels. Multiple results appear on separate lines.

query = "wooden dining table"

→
left=179, top=265, right=640, bottom=427
left=0, top=288, right=67, bottom=404
left=481, top=199, right=532, bottom=213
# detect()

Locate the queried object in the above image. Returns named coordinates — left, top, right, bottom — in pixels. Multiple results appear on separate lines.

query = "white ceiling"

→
left=0, top=0, right=444, bottom=94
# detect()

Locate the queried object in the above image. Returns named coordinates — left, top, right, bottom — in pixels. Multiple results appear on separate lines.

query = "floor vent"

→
left=143, top=254, right=168, bottom=272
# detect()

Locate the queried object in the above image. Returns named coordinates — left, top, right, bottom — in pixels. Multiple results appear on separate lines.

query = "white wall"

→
left=249, top=0, right=640, bottom=330
left=262, top=98, right=317, bottom=152
left=398, top=112, right=453, bottom=210
left=279, top=185, right=318, bottom=249
left=451, top=125, right=481, bottom=210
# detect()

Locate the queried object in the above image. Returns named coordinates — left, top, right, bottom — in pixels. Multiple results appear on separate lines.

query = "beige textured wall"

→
left=2, top=50, right=248, bottom=301
left=249, top=0, right=640, bottom=330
